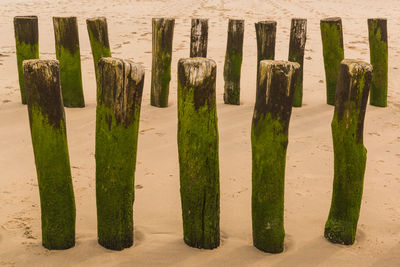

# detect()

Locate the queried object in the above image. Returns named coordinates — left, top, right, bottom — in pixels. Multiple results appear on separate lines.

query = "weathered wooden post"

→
left=190, top=18, right=208, bottom=57
left=223, top=19, right=244, bottom=105
left=96, top=57, right=144, bottom=250
left=320, top=17, right=344, bottom=105
left=368, top=18, right=388, bottom=107
left=23, top=59, right=75, bottom=250
left=177, top=57, right=220, bottom=249
left=53, top=16, right=85, bottom=108
left=288, top=18, right=307, bottom=107
left=151, top=18, right=175, bottom=107
left=14, top=16, right=39, bottom=104
left=324, top=59, right=372, bottom=245
left=255, top=21, right=277, bottom=84
left=252, top=60, right=300, bottom=253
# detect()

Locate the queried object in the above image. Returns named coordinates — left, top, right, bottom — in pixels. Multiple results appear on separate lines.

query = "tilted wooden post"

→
left=325, top=59, right=372, bottom=245
left=14, top=16, right=39, bottom=104
left=151, top=18, right=175, bottom=107
left=255, top=21, right=277, bottom=84
left=288, top=18, right=307, bottom=107
left=53, top=17, right=85, bottom=108
left=368, top=18, right=388, bottom=107
left=223, top=19, right=244, bottom=105
left=320, top=17, right=344, bottom=106
left=252, top=60, right=300, bottom=253
left=190, top=18, right=208, bottom=57
left=177, top=57, right=220, bottom=249
left=23, top=59, right=75, bottom=250
left=96, top=58, right=144, bottom=250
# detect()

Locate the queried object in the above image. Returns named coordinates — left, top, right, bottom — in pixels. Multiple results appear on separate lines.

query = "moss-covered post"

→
left=190, top=19, right=208, bottom=58
left=53, top=17, right=85, bottom=108
left=255, top=21, right=277, bottom=84
left=252, top=60, right=300, bottom=254
left=151, top=18, right=175, bottom=107
left=320, top=17, right=344, bottom=106
left=288, top=18, right=307, bottom=107
left=96, top=58, right=144, bottom=250
left=177, top=57, right=220, bottom=249
left=14, top=16, right=39, bottom=104
left=23, top=59, right=75, bottom=250
left=223, top=19, right=244, bottom=105
left=324, top=59, right=372, bottom=245
left=368, top=18, right=388, bottom=107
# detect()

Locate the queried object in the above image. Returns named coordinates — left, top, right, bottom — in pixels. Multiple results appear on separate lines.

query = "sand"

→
left=0, top=0, right=400, bottom=266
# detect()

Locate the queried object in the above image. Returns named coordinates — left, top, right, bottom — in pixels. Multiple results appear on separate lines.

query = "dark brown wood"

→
left=255, top=21, right=277, bottom=84
left=190, top=18, right=208, bottom=57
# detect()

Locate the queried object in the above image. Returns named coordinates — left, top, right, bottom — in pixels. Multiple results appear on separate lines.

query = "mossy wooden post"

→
left=368, top=18, right=388, bottom=107
left=320, top=17, right=344, bottom=105
left=255, top=21, right=277, bottom=84
left=23, top=59, right=75, bottom=250
left=288, top=18, right=307, bottom=107
left=96, top=57, right=144, bottom=250
left=252, top=60, right=300, bottom=253
left=190, top=19, right=208, bottom=57
left=223, top=19, right=244, bottom=105
left=177, top=57, right=220, bottom=249
left=53, top=17, right=85, bottom=108
left=151, top=18, right=175, bottom=107
left=14, top=16, right=39, bottom=104
left=324, top=59, right=372, bottom=245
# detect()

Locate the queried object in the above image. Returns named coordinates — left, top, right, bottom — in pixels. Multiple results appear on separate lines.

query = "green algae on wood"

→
left=368, top=18, right=388, bottom=107
left=53, top=17, right=85, bottom=108
left=255, top=21, right=277, bottom=85
left=320, top=17, right=344, bottom=106
left=177, top=57, right=220, bottom=249
left=288, top=18, right=307, bottom=107
left=223, top=19, right=244, bottom=105
left=151, top=18, right=175, bottom=107
left=252, top=60, right=300, bottom=254
left=324, top=59, right=372, bottom=245
left=190, top=19, right=208, bottom=57
left=14, top=16, right=39, bottom=104
left=23, top=59, right=75, bottom=250
left=96, top=57, right=144, bottom=250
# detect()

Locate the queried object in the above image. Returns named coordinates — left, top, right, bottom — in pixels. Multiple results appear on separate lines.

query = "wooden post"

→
left=255, top=21, right=277, bottom=84
left=223, top=19, right=244, bottom=105
left=151, top=18, right=175, bottom=107
left=177, top=57, right=220, bottom=249
left=288, top=18, right=307, bottom=107
left=320, top=17, right=344, bottom=106
left=368, top=18, right=388, bottom=107
left=190, top=18, right=208, bottom=57
left=325, top=59, right=372, bottom=245
left=23, top=59, right=75, bottom=250
left=252, top=60, right=300, bottom=254
left=96, top=57, right=144, bottom=250
left=53, top=17, right=85, bottom=108
left=14, top=16, right=39, bottom=104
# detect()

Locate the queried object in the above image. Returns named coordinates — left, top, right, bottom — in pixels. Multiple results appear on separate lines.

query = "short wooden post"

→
left=252, top=60, right=300, bottom=254
left=23, top=59, right=75, bottom=250
left=53, top=16, right=85, bottom=107
left=368, top=18, right=388, bottom=107
left=320, top=17, right=344, bottom=105
left=255, top=21, right=277, bottom=84
left=177, top=57, right=220, bottom=249
left=14, top=16, right=39, bottom=104
left=223, top=19, right=244, bottom=105
left=96, top=57, right=144, bottom=250
left=288, top=18, right=307, bottom=107
left=151, top=18, right=175, bottom=107
left=325, top=59, right=372, bottom=245
left=190, top=18, right=208, bottom=57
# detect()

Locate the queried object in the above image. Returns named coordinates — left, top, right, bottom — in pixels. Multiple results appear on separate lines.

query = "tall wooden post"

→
left=151, top=18, right=175, bottom=107
left=53, top=16, right=85, bottom=107
left=14, top=16, right=39, bottom=104
left=190, top=18, right=208, bottom=57
left=255, top=21, right=277, bottom=84
left=177, top=57, right=220, bottom=249
left=252, top=60, right=300, bottom=254
left=325, top=59, right=372, bottom=245
left=23, top=59, right=75, bottom=250
left=96, top=58, right=144, bottom=250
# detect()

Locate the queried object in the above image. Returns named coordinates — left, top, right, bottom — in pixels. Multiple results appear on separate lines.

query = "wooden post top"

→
left=321, top=17, right=342, bottom=23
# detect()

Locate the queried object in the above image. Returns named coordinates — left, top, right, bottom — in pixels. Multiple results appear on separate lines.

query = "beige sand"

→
left=1, top=0, right=400, bottom=266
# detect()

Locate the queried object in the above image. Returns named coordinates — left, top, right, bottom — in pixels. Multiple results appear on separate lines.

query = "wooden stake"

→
left=255, top=21, right=277, bottom=84
left=190, top=18, right=208, bottom=57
